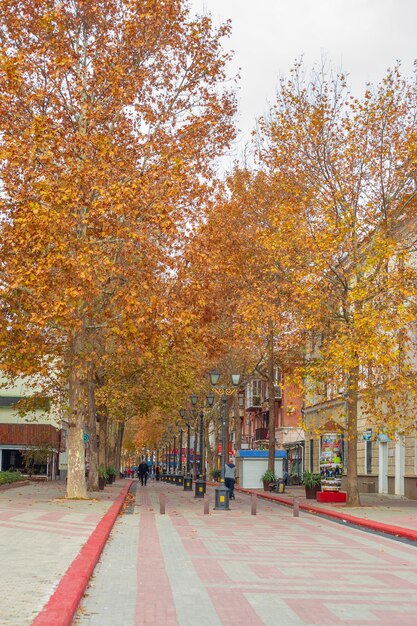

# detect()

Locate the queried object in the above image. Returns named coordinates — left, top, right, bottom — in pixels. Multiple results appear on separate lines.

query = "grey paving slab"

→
left=75, top=514, right=139, bottom=626
left=244, top=594, right=304, bottom=626
left=0, top=480, right=124, bottom=626
left=157, top=515, right=222, bottom=626
left=74, top=482, right=417, bottom=626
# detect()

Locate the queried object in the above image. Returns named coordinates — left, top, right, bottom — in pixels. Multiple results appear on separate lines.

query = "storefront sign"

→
left=363, top=429, right=372, bottom=441
left=320, top=433, right=343, bottom=492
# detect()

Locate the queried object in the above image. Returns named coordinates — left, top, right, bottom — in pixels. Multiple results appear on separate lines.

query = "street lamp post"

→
left=175, top=424, right=184, bottom=486
left=209, top=370, right=241, bottom=511
left=179, top=408, right=193, bottom=491
left=178, top=426, right=183, bottom=474
left=173, top=435, right=177, bottom=475
left=190, top=392, right=214, bottom=498
left=186, top=422, right=191, bottom=474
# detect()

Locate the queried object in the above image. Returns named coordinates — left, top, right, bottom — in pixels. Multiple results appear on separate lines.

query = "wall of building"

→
left=304, top=424, right=417, bottom=500
left=0, top=375, right=60, bottom=427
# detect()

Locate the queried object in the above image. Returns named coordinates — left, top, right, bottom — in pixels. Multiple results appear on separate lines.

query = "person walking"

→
left=138, top=460, right=149, bottom=486
left=225, top=461, right=236, bottom=500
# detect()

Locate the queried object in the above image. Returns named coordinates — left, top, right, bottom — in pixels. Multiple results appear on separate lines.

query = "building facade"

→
left=0, top=376, right=65, bottom=479
left=241, top=374, right=305, bottom=481
left=303, top=396, right=417, bottom=500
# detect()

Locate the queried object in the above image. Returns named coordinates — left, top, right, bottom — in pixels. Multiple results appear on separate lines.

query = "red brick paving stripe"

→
left=31, top=480, right=133, bottom=626
left=233, top=485, right=417, bottom=543
left=207, top=588, right=264, bottom=626
left=135, top=488, right=178, bottom=625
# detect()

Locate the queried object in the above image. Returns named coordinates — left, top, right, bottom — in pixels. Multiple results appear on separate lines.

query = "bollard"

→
left=159, top=493, right=166, bottom=515
left=183, top=475, right=193, bottom=491
left=203, top=496, right=209, bottom=515
left=194, top=478, right=206, bottom=499
left=293, top=498, right=299, bottom=517
left=251, top=493, right=257, bottom=516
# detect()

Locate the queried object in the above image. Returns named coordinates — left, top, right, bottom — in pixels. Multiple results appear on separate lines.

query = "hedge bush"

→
left=0, top=471, right=24, bottom=485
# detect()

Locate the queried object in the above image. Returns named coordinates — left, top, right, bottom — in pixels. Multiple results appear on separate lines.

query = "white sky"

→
left=190, top=0, right=417, bottom=157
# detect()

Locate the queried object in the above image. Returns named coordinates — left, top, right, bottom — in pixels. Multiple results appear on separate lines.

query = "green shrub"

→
left=0, top=471, right=24, bottom=485
left=210, top=469, right=221, bottom=481
left=98, top=465, right=108, bottom=479
left=106, top=466, right=117, bottom=476
left=261, top=469, right=277, bottom=483
left=302, top=471, right=321, bottom=489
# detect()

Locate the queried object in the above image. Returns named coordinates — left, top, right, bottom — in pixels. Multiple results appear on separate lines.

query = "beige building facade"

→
left=304, top=396, right=417, bottom=500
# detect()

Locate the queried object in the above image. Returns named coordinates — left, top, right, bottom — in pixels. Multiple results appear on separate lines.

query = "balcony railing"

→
left=255, top=427, right=269, bottom=441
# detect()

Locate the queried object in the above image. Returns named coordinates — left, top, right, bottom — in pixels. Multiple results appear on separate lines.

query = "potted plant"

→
left=106, top=466, right=117, bottom=483
left=98, top=465, right=108, bottom=490
left=302, top=471, right=321, bottom=499
left=210, top=469, right=221, bottom=482
left=261, top=469, right=277, bottom=492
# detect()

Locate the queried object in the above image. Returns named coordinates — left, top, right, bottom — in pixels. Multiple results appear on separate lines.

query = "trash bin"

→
left=277, top=479, right=285, bottom=494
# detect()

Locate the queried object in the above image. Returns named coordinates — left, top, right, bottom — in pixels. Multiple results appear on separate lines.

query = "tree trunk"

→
left=98, top=404, right=108, bottom=469
left=116, top=422, right=124, bottom=474
left=267, top=329, right=276, bottom=473
left=204, top=417, right=212, bottom=476
left=346, top=361, right=361, bottom=506
left=86, top=363, right=98, bottom=491
left=66, top=340, right=88, bottom=499
left=233, top=394, right=241, bottom=481
left=225, top=398, right=230, bottom=464
left=107, top=420, right=117, bottom=468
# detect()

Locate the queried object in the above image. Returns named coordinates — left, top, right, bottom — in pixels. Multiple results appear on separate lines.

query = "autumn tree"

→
left=175, top=162, right=304, bottom=479
left=256, top=61, right=417, bottom=505
left=0, top=0, right=235, bottom=498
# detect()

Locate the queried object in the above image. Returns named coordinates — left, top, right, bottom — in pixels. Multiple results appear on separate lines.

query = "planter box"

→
left=316, top=491, right=347, bottom=503
left=305, top=486, right=320, bottom=499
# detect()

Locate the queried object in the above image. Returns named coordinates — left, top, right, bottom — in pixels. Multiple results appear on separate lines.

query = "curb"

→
left=32, top=479, right=133, bottom=626
left=0, top=479, right=31, bottom=492
left=235, top=486, right=417, bottom=543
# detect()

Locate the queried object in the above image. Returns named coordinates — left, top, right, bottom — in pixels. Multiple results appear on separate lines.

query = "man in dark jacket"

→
left=138, top=461, right=149, bottom=486
left=225, top=461, right=236, bottom=500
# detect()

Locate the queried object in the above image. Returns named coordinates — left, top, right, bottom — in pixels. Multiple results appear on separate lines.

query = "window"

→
left=366, top=440, right=372, bottom=474
left=0, top=396, right=24, bottom=408
left=246, top=380, right=262, bottom=407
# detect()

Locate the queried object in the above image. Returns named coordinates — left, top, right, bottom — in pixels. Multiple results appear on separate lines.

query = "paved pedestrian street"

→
left=75, top=481, right=417, bottom=626
left=0, top=480, right=126, bottom=626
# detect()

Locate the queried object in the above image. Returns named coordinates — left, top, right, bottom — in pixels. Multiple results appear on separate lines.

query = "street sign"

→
left=363, top=429, right=372, bottom=441
left=83, top=432, right=89, bottom=442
